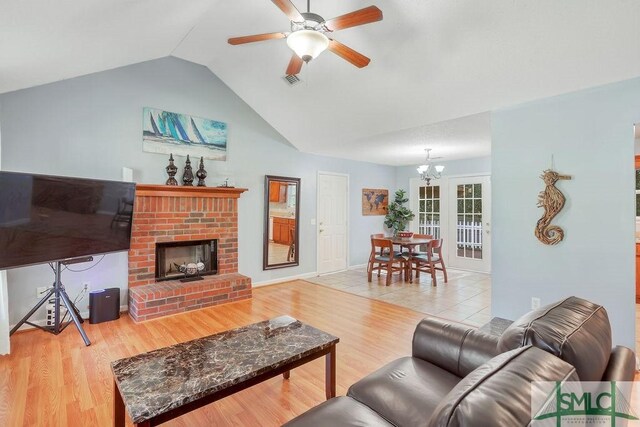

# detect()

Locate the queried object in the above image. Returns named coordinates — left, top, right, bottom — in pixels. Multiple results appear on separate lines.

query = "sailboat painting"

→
left=142, top=107, right=228, bottom=160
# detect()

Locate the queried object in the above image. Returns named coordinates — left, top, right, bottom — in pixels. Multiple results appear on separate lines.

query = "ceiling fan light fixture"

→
left=286, top=29, right=329, bottom=62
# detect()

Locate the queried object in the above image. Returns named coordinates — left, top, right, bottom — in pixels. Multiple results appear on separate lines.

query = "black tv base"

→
left=10, top=257, right=92, bottom=346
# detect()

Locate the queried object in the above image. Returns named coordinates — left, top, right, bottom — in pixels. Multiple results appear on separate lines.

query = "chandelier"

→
left=416, top=149, right=444, bottom=186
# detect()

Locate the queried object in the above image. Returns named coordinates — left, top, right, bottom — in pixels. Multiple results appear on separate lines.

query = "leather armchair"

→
left=283, top=296, right=636, bottom=427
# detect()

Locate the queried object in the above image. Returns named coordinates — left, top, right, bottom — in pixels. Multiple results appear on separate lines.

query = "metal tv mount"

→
left=10, top=256, right=94, bottom=346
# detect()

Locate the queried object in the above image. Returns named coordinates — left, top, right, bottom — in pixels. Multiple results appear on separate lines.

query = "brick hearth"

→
left=127, top=184, right=250, bottom=322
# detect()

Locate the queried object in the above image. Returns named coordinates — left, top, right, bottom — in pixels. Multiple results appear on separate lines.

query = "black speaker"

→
left=89, top=288, right=120, bottom=324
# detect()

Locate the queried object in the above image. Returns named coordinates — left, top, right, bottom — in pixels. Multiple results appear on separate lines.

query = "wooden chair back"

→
left=413, top=234, right=433, bottom=252
left=370, top=233, right=387, bottom=256
left=371, top=238, right=394, bottom=252
left=427, top=238, right=444, bottom=259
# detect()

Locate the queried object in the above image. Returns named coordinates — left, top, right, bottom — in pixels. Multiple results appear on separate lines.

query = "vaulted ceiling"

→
left=1, top=0, right=639, bottom=165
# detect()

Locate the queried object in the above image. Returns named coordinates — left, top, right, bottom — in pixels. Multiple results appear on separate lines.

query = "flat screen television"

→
left=0, top=171, right=136, bottom=269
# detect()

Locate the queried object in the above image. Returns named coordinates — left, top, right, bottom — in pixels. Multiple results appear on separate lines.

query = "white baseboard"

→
left=348, top=264, right=367, bottom=270
left=10, top=304, right=129, bottom=333
left=252, top=272, right=318, bottom=287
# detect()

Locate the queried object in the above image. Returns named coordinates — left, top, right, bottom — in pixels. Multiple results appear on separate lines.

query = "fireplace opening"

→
left=155, top=239, right=218, bottom=281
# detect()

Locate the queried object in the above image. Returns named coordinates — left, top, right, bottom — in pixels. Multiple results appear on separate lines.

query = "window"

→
left=456, top=184, right=483, bottom=259
left=418, top=185, right=440, bottom=238
left=287, top=184, right=297, bottom=209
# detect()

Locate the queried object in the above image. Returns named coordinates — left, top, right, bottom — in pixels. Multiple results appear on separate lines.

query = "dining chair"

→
left=411, top=238, right=448, bottom=286
left=370, top=233, right=402, bottom=258
left=287, top=228, right=295, bottom=261
left=367, top=238, right=407, bottom=286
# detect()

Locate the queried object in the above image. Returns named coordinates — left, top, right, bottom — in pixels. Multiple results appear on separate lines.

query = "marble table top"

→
left=111, top=315, right=339, bottom=424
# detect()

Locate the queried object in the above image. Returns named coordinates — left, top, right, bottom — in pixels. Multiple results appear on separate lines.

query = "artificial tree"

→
left=384, top=189, right=415, bottom=235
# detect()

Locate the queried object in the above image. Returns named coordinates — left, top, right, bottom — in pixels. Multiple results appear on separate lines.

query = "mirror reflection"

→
left=264, top=175, right=300, bottom=270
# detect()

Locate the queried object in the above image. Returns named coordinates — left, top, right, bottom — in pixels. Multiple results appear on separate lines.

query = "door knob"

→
left=319, top=229, right=324, bottom=233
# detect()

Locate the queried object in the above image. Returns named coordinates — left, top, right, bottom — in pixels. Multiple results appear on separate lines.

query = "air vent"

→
left=283, top=74, right=302, bottom=86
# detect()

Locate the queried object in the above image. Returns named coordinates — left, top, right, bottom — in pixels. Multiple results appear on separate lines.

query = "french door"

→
left=410, top=175, right=491, bottom=273
left=447, top=176, right=491, bottom=272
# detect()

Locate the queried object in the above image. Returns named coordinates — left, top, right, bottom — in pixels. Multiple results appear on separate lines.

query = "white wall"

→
left=0, top=57, right=396, bottom=326
left=492, top=77, right=640, bottom=348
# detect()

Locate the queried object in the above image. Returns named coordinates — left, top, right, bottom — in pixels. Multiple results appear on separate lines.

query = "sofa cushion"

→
left=412, top=317, right=500, bottom=377
left=347, top=356, right=461, bottom=427
left=497, top=296, right=612, bottom=381
left=427, top=346, right=579, bottom=427
left=282, top=396, right=394, bottom=427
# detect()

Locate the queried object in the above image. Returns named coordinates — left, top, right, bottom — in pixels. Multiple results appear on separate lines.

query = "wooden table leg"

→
left=113, top=380, right=125, bottom=427
left=283, top=370, right=290, bottom=379
left=325, top=345, right=336, bottom=400
left=407, top=246, right=414, bottom=283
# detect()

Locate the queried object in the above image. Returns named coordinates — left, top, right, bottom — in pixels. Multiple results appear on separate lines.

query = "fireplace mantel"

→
left=136, top=184, right=248, bottom=198
left=128, top=183, right=251, bottom=322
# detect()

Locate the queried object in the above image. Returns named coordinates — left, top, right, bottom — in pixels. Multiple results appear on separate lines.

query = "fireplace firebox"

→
left=155, top=239, right=217, bottom=281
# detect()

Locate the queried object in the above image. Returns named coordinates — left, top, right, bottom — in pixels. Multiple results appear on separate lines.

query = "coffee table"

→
left=111, top=316, right=339, bottom=426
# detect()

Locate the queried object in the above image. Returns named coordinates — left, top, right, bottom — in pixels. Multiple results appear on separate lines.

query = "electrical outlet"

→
left=531, top=297, right=541, bottom=310
left=83, top=282, right=90, bottom=291
left=36, top=286, right=48, bottom=298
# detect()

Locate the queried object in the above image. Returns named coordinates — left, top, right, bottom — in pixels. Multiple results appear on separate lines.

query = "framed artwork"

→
left=142, top=107, right=228, bottom=160
left=362, top=188, right=388, bottom=215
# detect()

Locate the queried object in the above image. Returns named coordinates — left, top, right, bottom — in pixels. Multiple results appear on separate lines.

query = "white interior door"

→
left=317, top=172, right=348, bottom=274
left=447, top=176, right=491, bottom=272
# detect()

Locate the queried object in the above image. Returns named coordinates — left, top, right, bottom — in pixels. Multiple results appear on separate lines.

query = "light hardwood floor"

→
left=0, top=280, right=429, bottom=426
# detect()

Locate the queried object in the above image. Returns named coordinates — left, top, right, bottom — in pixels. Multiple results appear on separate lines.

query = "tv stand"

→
left=10, top=257, right=92, bottom=346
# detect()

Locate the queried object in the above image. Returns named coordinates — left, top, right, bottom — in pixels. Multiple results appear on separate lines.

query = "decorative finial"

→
left=182, top=155, right=194, bottom=186
left=165, top=153, right=178, bottom=186
left=196, top=157, right=207, bottom=187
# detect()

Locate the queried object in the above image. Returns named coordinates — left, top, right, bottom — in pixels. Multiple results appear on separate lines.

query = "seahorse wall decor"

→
left=535, top=169, right=571, bottom=245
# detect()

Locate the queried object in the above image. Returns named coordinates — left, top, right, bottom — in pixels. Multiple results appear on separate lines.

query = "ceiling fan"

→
left=228, top=0, right=383, bottom=76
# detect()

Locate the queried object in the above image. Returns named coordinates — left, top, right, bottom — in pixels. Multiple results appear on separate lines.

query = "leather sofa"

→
left=283, top=296, right=636, bottom=426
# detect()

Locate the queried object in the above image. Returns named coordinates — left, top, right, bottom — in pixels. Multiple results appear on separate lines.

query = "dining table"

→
left=386, top=235, right=433, bottom=283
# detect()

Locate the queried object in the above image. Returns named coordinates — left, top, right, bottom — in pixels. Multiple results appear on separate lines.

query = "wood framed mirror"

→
left=263, top=175, right=300, bottom=270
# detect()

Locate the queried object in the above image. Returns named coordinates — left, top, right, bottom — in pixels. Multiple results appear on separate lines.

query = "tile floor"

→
left=305, top=266, right=492, bottom=327
left=307, top=268, right=640, bottom=358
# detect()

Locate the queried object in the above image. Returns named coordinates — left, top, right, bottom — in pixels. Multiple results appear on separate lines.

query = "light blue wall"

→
left=492, top=77, right=640, bottom=348
left=0, top=57, right=395, bottom=324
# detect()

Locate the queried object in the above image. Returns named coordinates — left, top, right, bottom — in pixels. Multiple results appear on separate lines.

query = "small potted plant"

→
left=384, top=189, right=415, bottom=237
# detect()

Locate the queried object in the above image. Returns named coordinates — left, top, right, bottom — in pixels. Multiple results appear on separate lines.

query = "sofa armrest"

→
left=601, top=346, right=637, bottom=382
left=412, top=317, right=501, bottom=377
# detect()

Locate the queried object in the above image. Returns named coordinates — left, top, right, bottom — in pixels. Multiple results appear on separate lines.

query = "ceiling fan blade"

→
left=323, top=6, right=383, bottom=32
left=286, top=54, right=303, bottom=75
left=271, top=0, right=304, bottom=22
left=328, top=39, right=371, bottom=68
left=228, top=32, right=287, bottom=45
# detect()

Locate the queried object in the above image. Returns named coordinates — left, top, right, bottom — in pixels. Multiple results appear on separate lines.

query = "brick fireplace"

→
left=127, top=184, right=251, bottom=322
